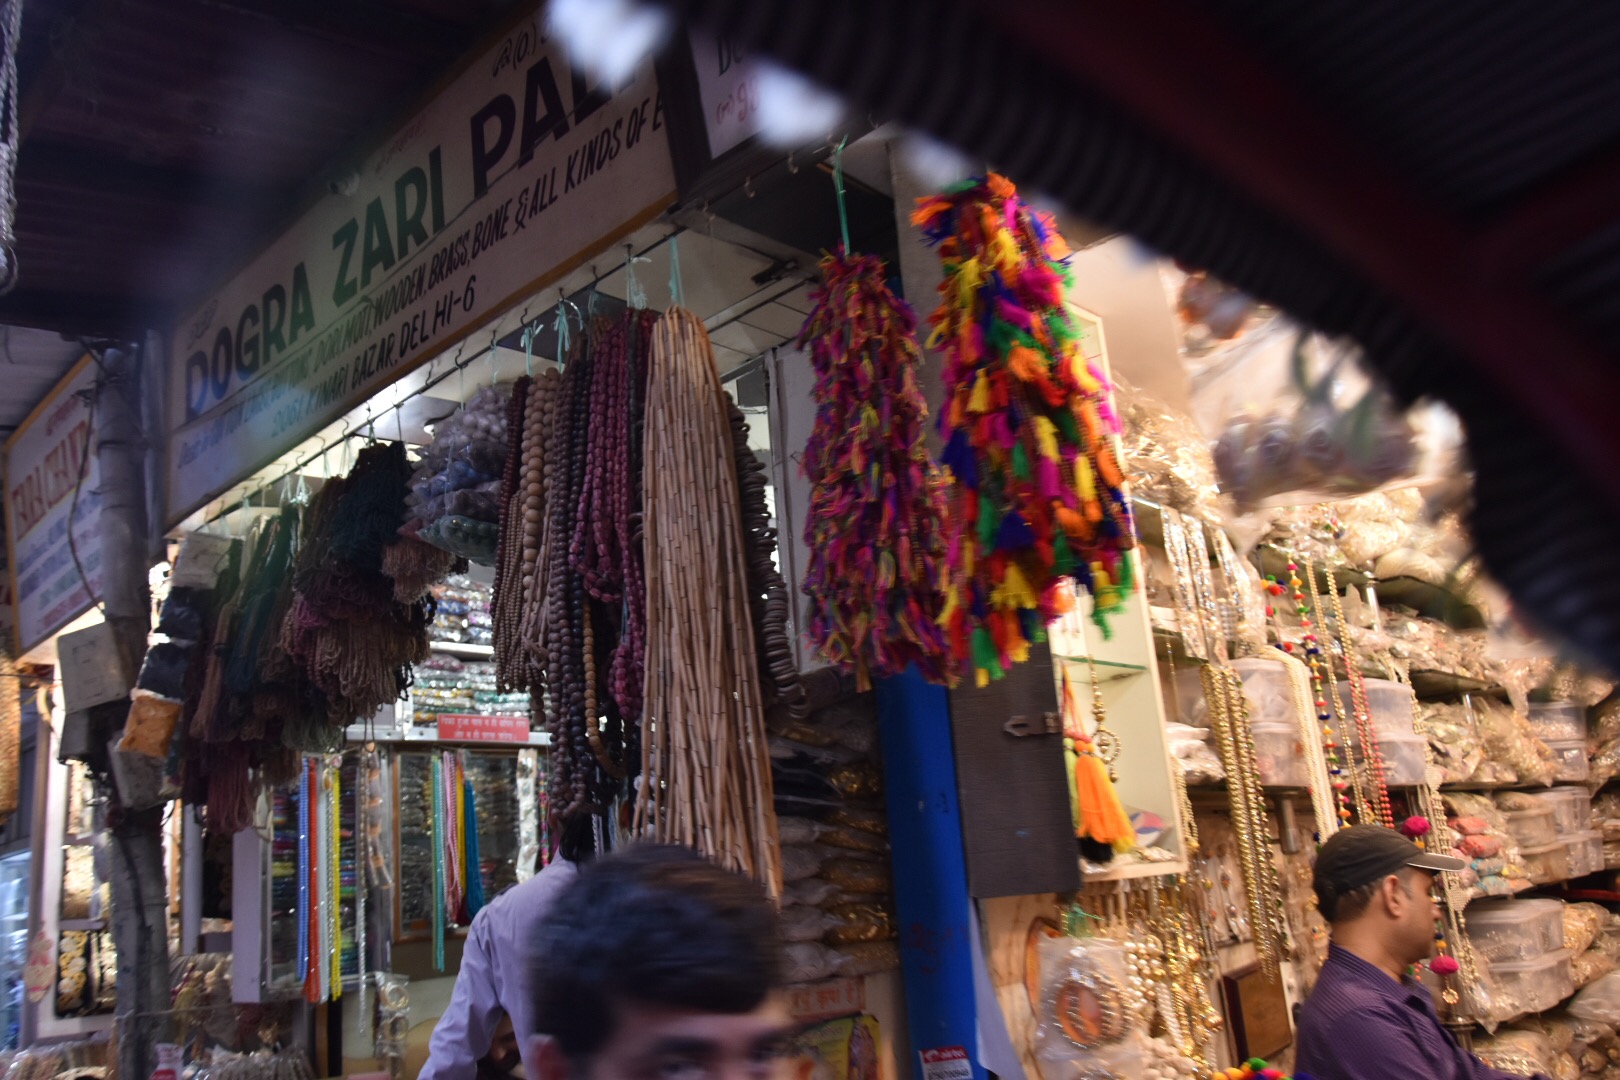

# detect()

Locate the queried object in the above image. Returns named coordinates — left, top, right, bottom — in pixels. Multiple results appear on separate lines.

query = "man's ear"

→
left=528, top=1036, right=569, bottom=1080
left=1379, top=873, right=1405, bottom=916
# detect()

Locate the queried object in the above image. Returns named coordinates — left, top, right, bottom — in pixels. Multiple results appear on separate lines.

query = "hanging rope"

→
left=0, top=0, right=24, bottom=294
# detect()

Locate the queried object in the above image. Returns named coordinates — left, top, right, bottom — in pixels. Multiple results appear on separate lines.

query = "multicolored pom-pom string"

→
left=796, top=247, right=956, bottom=688
left=913, top=173, right=1136, bottom=686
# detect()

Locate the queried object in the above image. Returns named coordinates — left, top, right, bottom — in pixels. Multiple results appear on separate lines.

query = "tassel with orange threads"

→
left=1062, top=666, right=1135, bottom=863
left=913, top=174, right=1135, bottom=687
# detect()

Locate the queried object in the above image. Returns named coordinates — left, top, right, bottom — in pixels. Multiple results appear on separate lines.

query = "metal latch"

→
left=1003, top=711, right=1061, bottom=737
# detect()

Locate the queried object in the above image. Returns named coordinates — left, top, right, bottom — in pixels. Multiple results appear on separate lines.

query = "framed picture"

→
left=1221, top=962, right=1292, bottom=1061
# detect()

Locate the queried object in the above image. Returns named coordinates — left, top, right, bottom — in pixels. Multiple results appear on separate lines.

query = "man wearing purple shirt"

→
left=419, top=817, right=595, bottom=1080
left=1295, top=825, right=1549, bottom=1080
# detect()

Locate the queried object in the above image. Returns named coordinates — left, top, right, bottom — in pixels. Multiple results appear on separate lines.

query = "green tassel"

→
left=1048, top=312, right=1080, bottom=344
left=985, top=317, right=1019, bottom=356
left=1052, top=529, right=1076, bottom=574
left=1011, top=441, right=1031, bottom=482
left=977, top=497, right=1001, bottom=551
left=971, top=628, right=1004, bottom=680
left=1055, top=408, right=1082, bottom=445
left=1116, top=549, right=1135, bottom=593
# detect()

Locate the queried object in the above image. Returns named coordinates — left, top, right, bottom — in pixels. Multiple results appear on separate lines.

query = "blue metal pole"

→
left=876, top=669, right=989, bottom=1080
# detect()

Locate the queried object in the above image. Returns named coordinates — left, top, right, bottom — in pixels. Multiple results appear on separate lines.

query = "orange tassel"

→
left=1073, top=742, right=1134, bottom=849
left=1008, top=344, right=1046, bottom=382
left=1095, top=446, right=1124, bottom=490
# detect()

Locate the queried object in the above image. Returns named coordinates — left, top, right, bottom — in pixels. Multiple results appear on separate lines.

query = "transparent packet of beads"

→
left=1034, top=936, right=1144, bottom=1079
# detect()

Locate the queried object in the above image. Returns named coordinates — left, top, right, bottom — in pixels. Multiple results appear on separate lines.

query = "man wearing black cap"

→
left=1294, top=824, right=1547, bottom=1080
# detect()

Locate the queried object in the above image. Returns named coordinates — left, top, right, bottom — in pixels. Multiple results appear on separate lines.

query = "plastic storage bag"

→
left=1034, top=936, right=1144, bottom=1079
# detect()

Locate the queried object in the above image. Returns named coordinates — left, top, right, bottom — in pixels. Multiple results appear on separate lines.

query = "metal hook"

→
left=744, top=175, right=755, bottom=198
left=787, top=151, right=797, bottom=174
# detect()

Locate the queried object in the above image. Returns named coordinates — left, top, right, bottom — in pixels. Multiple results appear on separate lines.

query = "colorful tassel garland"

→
left=914, top=174, right=1136, bottom=685
left=795, top=247, right=956, bottom=688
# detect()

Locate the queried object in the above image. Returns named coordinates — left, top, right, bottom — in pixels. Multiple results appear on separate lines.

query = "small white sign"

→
left=920, top=1047, right=973, bottom=1080
left=691, top=31, right=761, bottom=159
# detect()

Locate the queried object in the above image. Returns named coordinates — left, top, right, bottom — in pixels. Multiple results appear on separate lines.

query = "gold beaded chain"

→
left=1324, top=568, right=1394, bottom=827
left=1201, top=662, right=1287, bottom=979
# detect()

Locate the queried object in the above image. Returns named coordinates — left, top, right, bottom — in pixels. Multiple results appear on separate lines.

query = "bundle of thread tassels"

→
left=796, top=248, right=955, bottom=689
left=914, top=173, right=1135, bottom=686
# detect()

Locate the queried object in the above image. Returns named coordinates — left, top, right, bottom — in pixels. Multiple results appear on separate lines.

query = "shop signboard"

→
left=4, top=355, right=100, bottom=655
left=435, top=714, right=529, bottom=744
left=690, top=31, right=761, bottom=160
left=165, top=10, right=677, bottom=525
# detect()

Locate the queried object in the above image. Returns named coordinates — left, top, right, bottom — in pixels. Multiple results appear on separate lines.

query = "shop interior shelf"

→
left=1082, top=855, right=1189, bottom=882
left=59, top=918, right=106, bottom=932
left=1052, top=655, right=1149, bottom=683
left=1410, top=669, right=1504, bottom=700
left=430, top=640, right=494, bottom=658
left=1375, top=575, right=1486, bottom=630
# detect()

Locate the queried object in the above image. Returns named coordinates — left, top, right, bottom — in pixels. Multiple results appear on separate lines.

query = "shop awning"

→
left=660, top=0, right=1620, bottom=672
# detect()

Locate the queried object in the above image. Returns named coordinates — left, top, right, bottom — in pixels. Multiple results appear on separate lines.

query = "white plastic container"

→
left=1568, top=831, right=1604, bottom=878
left=1375, top=732, right=1428, bottom=786
left=1486, top=949, right=1574, bottom=1017
left=1518, top=840, right=1571, bottom=885
left=1502, top=804, right=1558, bottom=848
left=1546, top=738, right=1590, bottom=782
left=1464, top=898, right=1565, bottom=962
left=1528, top=702, right=1586, bottom=742
left=1339, top=677, right=1418, bottom=738
left=1173, top=657, right=1302, bottom=729
left=1251, top=723, right=1309, bottom=787
left=1531, top=786, right=1593, bottom=836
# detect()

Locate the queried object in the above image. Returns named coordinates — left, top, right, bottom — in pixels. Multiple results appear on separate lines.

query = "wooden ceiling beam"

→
left=16, top=0, right=126, bottom=142
left=18, top=141, right=292, bottom=212
left=0, top=287, right=160, bottom=338
left=180, top=0, right=475, bottom=60
left=991, top=0, right=1620, bottom=504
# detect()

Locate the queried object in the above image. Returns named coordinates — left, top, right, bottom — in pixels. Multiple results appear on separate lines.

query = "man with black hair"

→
left=420, top=815, right=599, bottom=1080
left=1295, top=825, right=1546, bottom=1080
left=526, top=844, right=795, bottom=1080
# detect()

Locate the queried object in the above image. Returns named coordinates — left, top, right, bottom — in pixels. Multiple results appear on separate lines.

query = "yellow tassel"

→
left=937, top=586, right=961, bottom=628
left=1007, top=632, right=1031, bottom=666
left=975, top=668, right=990, bottom=689
left=925, top=322, right=947, bottom=350
left=955, top=257, right=983, bottom=307
left=1032, top=416, right=1060, bottom=461
left=1069, top=349, right=1100, bottom=394
left=990, top=229, right=1020, bottom=270
left=992, top=562, right=1038, bottom=609
left=1074, top=748, right=1135, bottom=848
left=968, top=371, right=991, bottom=413
left=1074, top=454, right=1096, bottom=502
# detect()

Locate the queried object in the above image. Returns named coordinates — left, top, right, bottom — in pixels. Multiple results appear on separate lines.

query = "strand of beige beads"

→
left=637, top=308, right=781, bottom=896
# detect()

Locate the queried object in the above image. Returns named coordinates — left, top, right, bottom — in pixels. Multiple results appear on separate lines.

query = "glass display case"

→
left=234, top=756, right=358, bottom=1003
left=392, top=748, right=530, bottom=940
left=0, top=851, right=28, bottom=1049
